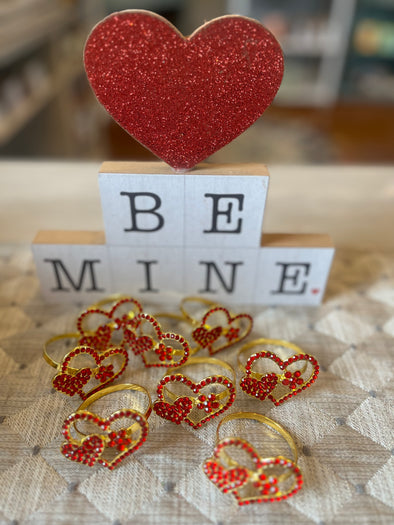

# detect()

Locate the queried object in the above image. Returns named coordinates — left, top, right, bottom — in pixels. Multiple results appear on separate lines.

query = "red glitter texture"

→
left=84, top=10, right=284, bottom=171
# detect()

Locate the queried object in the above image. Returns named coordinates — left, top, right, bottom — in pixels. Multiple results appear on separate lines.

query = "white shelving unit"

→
left=228, top=0, right=357, bottom=106
left=0, top=0, right=106, bottom=155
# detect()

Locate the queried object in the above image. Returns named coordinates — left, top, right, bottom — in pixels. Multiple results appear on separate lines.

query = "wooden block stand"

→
left=32, top=162, right=334, bottom=305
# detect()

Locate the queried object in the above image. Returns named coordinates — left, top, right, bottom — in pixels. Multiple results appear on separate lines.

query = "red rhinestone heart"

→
left=155, top=374, right=235, bottom=428
left=133, top=314, right=190, bottom=368
left=61, top=410, right=149, bottom=470
left=192, top=326, right=222, bottom=348
left=239, top=374, right=278, bottom=401
left=193, top=307, right=253, bottom=355
left=203, top=460, right=249, bottom=492
left=53, top=368, right=92, bottom=397
left=84, top=11, right=284, bottom=171
left=52, top=347, right=128, bottom=400
left=153, top=397, right=193, bottom=424
left=240, top=352, right=319, bottom=405
left=204, top=438, right=303, bottom=504
left=61, top=435, right=104, bottom=467
left=79, top=325, right=113, bottom=353
left=77, top=297, right=143, bottom=350
left=127, top=332, right=154, bottom=355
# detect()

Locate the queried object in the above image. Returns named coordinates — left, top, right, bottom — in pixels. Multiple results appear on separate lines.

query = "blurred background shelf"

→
left=0, top=0, right=107, bottom=156
left=228, top=0, right=357, bottom=107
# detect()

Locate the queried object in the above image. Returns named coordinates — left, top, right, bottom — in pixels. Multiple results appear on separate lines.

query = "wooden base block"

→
left=32, top=231, right=334, bottom=305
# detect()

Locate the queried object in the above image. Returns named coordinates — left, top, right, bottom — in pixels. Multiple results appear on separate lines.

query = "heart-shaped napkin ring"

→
left=153, top=357, right=236, bottom=428
left=61, top=384, right=151, bottom=469
left=238, top=339, right=319, bottom=406
left=128, top=313, right=191, bottom=368
left=203, top=412, right=303, bottom=504
left=44, top=333, right=128, bottom=400
left=180, top=297, right=253, bottom=355
left=76, top=295, right=144, bottom=352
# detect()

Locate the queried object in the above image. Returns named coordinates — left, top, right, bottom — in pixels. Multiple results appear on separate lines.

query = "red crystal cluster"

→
left=61, top=409, right=148, bottom=470
left=240, top=351, right=320, bottom=406
left=154, top=373, right=236, bottom=428
left=191, top=306, right=253, bottom=355
left=52, top=346, right=128, bottom=400
left=204, top=438, right=303, bottom=504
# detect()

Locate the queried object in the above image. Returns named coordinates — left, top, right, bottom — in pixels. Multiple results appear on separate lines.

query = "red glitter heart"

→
left=153, top=397, right=193, bottom=424
left=84, top=11, right=284, bottom=171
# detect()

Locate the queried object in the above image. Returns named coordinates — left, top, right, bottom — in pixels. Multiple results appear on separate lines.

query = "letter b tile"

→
left=99, top=166, right=184, bottom=246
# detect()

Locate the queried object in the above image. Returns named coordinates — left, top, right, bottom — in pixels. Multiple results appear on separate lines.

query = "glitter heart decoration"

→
left=84, top=10, right=284, bottom=171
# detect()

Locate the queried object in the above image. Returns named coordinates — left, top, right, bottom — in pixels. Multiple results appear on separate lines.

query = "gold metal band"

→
left=162, top=356, right=236, bottom=403
left=75, top=383, right=152, bottom=436
left=216, top=411, right=298, bottom=464
left=89, top=294, right=132, bottom=309
left=238, top=338, right=306, bottom=379
left=43, top=332, right=82, bottom=371
left=179, top=296, right=218, bottom=325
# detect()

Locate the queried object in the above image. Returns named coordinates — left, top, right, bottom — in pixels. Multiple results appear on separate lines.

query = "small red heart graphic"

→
left=153, top=397, right=193, bottom=424
left=203, top=460, right=248, bottom=492
left=192, top=326, right=222, bottom=348
left=193, top=307, right=253, bottom=355
left=53, top=347, right=128, bottom=400
left=62, top=409, right=149, bottom=469
left=205, top=438, right=303, bottom=504
left=240, top=351, right=319, bottom=405
left=61, top=435, right=104, bottom=467
left=84, top=11, right=284, bottom=171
